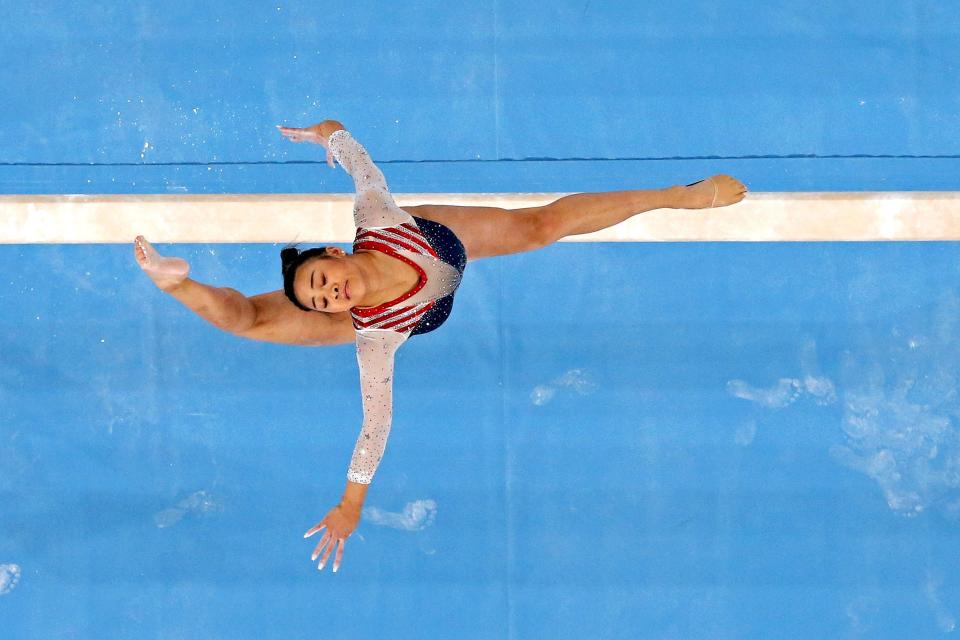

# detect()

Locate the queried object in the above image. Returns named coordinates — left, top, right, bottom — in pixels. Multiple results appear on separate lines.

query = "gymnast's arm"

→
left=326, top=128, right=412, bottom=229
left=277, top=119, right=384, bottom=195
left=277, top=120, right=409, bottom=228
left=304, top=329, right=407, bottom=571
left=346, top=329, right=407, bottom=485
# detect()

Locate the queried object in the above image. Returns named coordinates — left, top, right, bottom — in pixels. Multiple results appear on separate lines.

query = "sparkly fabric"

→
left=406, top=216, right=467, bottom=336
left=328, top=129, right=465, bottom=484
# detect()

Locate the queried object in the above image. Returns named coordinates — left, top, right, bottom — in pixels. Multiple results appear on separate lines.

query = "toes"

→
left=134, top=239, right=157, bottom=266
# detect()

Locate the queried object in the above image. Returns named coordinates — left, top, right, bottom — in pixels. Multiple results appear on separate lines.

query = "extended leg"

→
left=534, top=188, right=674, bottom=238
left=163, top=281, right=354, bottom=345
left=134, top=236, right=255, bottom=332
left=406, top=175, right=746, bottom=260
left=548, top=176, right=746, bottom=237
left=164, top=278, right=257, bottom=332
left=134, top=236, right=354, bottom=345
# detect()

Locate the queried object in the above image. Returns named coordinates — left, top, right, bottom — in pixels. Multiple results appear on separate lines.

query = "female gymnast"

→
left=134, top=119, right=747, bottom=573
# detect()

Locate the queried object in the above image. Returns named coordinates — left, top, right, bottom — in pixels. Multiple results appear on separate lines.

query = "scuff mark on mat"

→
left=364, top=499, right=437, bottom=532
left=531, top=369, right=598, bottom=406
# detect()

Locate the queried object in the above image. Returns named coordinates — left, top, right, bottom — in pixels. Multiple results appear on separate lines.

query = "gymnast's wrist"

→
left=341, top=479, right=369, bottom=508
left=320, top=120, right=346, bottom=141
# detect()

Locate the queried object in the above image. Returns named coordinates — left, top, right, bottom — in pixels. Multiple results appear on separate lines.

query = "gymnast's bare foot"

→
left=670, top=175, right=748, bottom=209
left=134, top=236, right=190, bottom=292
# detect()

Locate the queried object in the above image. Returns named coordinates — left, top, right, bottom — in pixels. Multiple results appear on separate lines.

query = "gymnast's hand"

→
left=304, top=501, right=360, bottom=573
left=277, top=120, right=344, bottom=168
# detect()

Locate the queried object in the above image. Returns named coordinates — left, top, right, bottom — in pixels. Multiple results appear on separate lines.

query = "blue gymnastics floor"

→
left=3, top=1, right=960, bottom=639
left=3, top=242, right=960, bottom=638
left=2, top=0, right=959, bottom=194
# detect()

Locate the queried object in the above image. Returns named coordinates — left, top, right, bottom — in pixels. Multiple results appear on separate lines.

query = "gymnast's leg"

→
left=134, top=236, right=258, bottom=332
left=133, top=236, right=354, bottom=345
left=405, top=175, right=747, bottom=260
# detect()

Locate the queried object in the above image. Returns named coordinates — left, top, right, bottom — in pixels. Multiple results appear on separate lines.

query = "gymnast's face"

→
left=293, top=249, right=362, bottom=313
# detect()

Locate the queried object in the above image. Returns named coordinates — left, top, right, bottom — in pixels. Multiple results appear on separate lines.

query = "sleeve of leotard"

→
left=346, top=329, right=409, bottom=484
left=327, top=129, right=412, bottom=229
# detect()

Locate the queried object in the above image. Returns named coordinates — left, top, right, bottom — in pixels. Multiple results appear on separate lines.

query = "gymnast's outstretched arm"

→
left=303, top=328, right=407, bottom=573
left=279, top=120, right=413, bottom=231
left=281, top=121, right=415, bottom=572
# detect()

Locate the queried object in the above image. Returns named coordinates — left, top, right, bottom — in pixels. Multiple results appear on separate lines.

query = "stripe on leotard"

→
left=351, top=221, right=441, bottom=333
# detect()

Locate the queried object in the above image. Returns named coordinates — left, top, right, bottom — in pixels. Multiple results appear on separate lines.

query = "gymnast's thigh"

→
left=402, top=204, right=547, bottom=261
left=234, top=290, right=356, bottom=346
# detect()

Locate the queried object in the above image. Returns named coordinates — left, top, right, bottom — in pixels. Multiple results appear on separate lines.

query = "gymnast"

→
left=134, top=119, right=747, bottom=573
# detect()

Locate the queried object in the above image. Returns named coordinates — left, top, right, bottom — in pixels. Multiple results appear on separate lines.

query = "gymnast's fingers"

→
left=277, top=126, right=306, bottom=142
left=304, top=521, right=326, bottom=538
left=333, top=538, right=345, bottom=573
left=312, top=532, right=333, bottom=562
left=319, top=536, right=337, bottom=571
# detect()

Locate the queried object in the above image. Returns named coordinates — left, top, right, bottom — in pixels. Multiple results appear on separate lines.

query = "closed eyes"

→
left=311, top=269, right=328, bottom=310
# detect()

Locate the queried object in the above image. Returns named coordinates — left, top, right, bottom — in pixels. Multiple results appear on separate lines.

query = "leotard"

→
left=328, top=129, right=467, bottom=485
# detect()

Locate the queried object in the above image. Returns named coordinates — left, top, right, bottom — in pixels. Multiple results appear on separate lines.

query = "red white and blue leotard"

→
left=328, top=129, right=466, bottom=485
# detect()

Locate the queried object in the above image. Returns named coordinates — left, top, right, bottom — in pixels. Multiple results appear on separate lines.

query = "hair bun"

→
left=280, top=247, right=300, bottom=273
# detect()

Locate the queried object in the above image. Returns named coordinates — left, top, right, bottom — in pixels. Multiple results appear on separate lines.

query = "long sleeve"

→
left=347, top=329, right=409, bottom=484
left=328, top=129, right=411, bottom=229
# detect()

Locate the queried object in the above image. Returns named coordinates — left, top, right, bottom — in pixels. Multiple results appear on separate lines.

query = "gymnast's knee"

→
left=527, top=208, right=564, bottom=248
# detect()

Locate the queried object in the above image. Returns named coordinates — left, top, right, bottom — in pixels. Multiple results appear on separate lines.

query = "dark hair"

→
left=281, top=246, right=332, bottom=311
